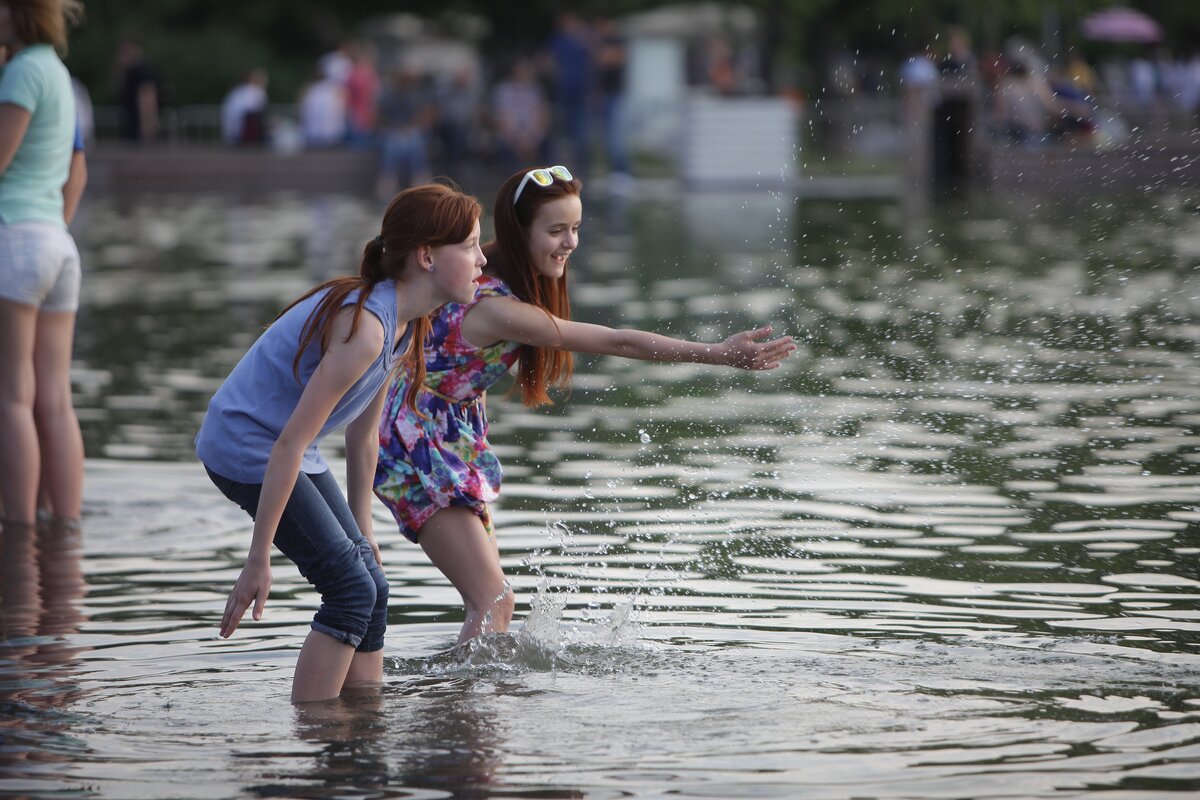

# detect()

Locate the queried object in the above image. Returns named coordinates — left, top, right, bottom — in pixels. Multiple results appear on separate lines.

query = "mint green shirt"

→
left=0, top=44, right=75, bottom=225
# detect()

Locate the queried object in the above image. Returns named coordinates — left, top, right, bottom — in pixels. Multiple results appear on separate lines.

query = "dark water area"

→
left=2, top=186, right=1198, bottom=797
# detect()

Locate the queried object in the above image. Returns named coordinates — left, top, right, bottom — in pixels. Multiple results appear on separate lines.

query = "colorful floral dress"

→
left=374, top=275, right=522, bottom=542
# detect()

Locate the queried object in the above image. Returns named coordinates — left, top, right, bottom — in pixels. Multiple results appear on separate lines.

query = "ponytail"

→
left=285, top=236, right=387, bottom=381
left=277, top=183, right=482, bottom=413
left=400, top=315, right=432, bottom=414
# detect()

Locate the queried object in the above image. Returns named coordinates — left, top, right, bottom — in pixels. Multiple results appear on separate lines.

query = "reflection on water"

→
left=3, top=188, right=1197, bottom=797
left=0, top=520, right=89, bottom=795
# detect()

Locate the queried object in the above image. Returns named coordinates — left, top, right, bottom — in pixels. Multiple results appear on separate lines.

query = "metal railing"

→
left=92, top=104, right=300, bottom=144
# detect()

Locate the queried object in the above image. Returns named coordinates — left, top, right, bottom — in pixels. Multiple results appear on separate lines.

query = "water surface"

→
left=2, top=187, right=1198, bottom=798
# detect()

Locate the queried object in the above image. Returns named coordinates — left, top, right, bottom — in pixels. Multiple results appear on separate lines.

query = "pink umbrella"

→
left=1081, top=7, right=1163, bottom=43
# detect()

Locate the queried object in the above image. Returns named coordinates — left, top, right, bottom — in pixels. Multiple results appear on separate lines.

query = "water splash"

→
left=403, top=582, right=646, bottom=678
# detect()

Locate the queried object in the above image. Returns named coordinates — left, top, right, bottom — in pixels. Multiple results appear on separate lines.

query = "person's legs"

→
left=275, top=472, right=383, bottom=702
left=206, top=468, right=381, bottom=703
left=0, top=299, right=40, bottom=524
left=33, top=310, right=83, bottom=521
left=418, top=506, right=514, bottom=643
left=291, top=629, right=357, bottom=703
left=307, top=470, right=387, bottom=691
left=344, top=648, right=384, bottom=689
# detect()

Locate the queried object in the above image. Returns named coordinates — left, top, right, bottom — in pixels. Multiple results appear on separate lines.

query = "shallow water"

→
left=2, top=188, right=1199, bottom=798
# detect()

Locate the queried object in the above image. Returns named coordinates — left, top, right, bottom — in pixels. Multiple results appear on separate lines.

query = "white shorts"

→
left=0, top=220, right=81, bottom=312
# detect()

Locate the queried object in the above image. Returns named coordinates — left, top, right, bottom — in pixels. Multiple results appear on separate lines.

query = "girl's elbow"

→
left=270, top=432, right=308, bottom=462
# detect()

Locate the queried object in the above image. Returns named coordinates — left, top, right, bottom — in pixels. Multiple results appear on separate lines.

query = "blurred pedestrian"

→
left=1129, top=54, right=1157, bottom=109
left=545, top=11, right=592, bottom=171
left=375, top=66, right=433, bottom=201
left=70, top=73, right=89, bottom=141
left=941, top=25, right=976, bottom=74
left=900, top=43, right=939, bottom=90
left=299, top=63, right=346, bottom=149
left=1066, top=53, right=1100, bottom=99
left=220, top=68, right=268, bottom=146
left=63, top=119, right=85, bottom=224
left=0, top=0, right=86, bottom=529
left=594, top=17, right=632, bottom=181
left=115, top=38, right=159, bottom=143
left=433, top=65, right=481, bottom=179
left=491, top=58, right=549, bottom=173
left=344, top=41, right=380, bottom=147
left=994, top=60, right=1052, bottom=144
left=319, top=41, right=353, bottom=86
left=706, top=36, right=738, bottom=95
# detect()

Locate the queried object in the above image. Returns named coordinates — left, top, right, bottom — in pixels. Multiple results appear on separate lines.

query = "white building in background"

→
left=621, top=3, right=799, bottom=188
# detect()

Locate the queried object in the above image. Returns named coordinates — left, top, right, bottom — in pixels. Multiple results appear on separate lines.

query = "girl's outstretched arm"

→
left=463, top=296, right=796, bottom=370
left=219, top=310, right=385, bottom=638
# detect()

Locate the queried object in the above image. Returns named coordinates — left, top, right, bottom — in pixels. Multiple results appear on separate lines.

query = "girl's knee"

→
left=32, top=392, right=75, bottom=426
left=322, top=562, right=379, bottom=616
left=371, top=566, right=390, bottom=610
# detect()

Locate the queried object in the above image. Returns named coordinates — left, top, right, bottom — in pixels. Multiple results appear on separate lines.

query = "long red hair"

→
left=281, top=183, right=482, bottom=412
left=485, top=169, right=582, bottom=406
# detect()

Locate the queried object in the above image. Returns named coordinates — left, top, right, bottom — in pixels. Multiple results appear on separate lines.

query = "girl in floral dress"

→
left=375, top=166, right=796, bottom=643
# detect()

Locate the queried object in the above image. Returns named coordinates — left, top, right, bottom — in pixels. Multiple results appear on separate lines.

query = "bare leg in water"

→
left=418, top=506, right=514, bottom=643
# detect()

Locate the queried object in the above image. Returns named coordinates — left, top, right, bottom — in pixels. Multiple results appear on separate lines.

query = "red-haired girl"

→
left=196, top=184, right=485, bottom=702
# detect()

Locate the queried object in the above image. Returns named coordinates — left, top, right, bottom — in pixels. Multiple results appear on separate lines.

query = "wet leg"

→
left=418, top=506, right=514, bottom=643
left=343, top=650, right=383, bottom=691
left=0, top=299, right=40, bottom=524
left=33, top=310, right=83, bottom=521
left=292, top=629, right=357, bottom=703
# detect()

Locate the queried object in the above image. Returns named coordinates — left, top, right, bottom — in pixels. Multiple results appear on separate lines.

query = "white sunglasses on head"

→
left=513, top=165, right=573, bottom=204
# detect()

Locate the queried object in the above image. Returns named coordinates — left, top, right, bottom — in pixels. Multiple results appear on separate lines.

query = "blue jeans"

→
left=205, top=466, right=388, bottom=652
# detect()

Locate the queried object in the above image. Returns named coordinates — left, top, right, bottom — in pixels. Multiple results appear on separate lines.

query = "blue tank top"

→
left=196, top=280, right=411, bottom=482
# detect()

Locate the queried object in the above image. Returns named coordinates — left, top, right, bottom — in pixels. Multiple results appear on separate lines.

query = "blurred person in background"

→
left=69, top=71, right=88, bottom=141
left=62, top=118, right=84, bottom=224
left=594, top=17, right=632, bottom=183
left=940, top=25, right=976, bottom=74
left=1067, top=53, right=1100, bottom=100
left=491, top=58, right=549, bottom=173
left=115, top=38, right=158, bottom=143
left=433, top=65, right=482, bottom=179
left=220, top=67, right=268, bottom=146
left=545, top=11, right=592, bottom=171
left=299, top=61, right=346, bottom=148
left=0, top=0, right=86, bottom=531
left=344, top=41, right=380, bottom=147
left=994, top=60, right=1052, bottom=144
left=374, top=66, right=433, bottom=201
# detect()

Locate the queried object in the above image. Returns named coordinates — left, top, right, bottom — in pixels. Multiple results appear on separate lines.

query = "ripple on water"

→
left=20, top=190, right=1198, bottom=797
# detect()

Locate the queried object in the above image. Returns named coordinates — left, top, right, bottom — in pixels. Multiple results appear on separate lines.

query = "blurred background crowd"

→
left=59, top=1, right=1200, bottom=190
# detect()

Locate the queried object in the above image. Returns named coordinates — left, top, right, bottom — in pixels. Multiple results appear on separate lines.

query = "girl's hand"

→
left=721, top=325, right=796, bottom=370
left=364, top=533, right=383, bottom=566
left=220, top=555, right=271, bottom=638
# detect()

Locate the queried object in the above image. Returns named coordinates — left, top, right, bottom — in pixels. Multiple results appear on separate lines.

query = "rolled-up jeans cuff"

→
left=310, top=621, right=363, bottom=649
left=356, top=637, right=385, bottom=654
